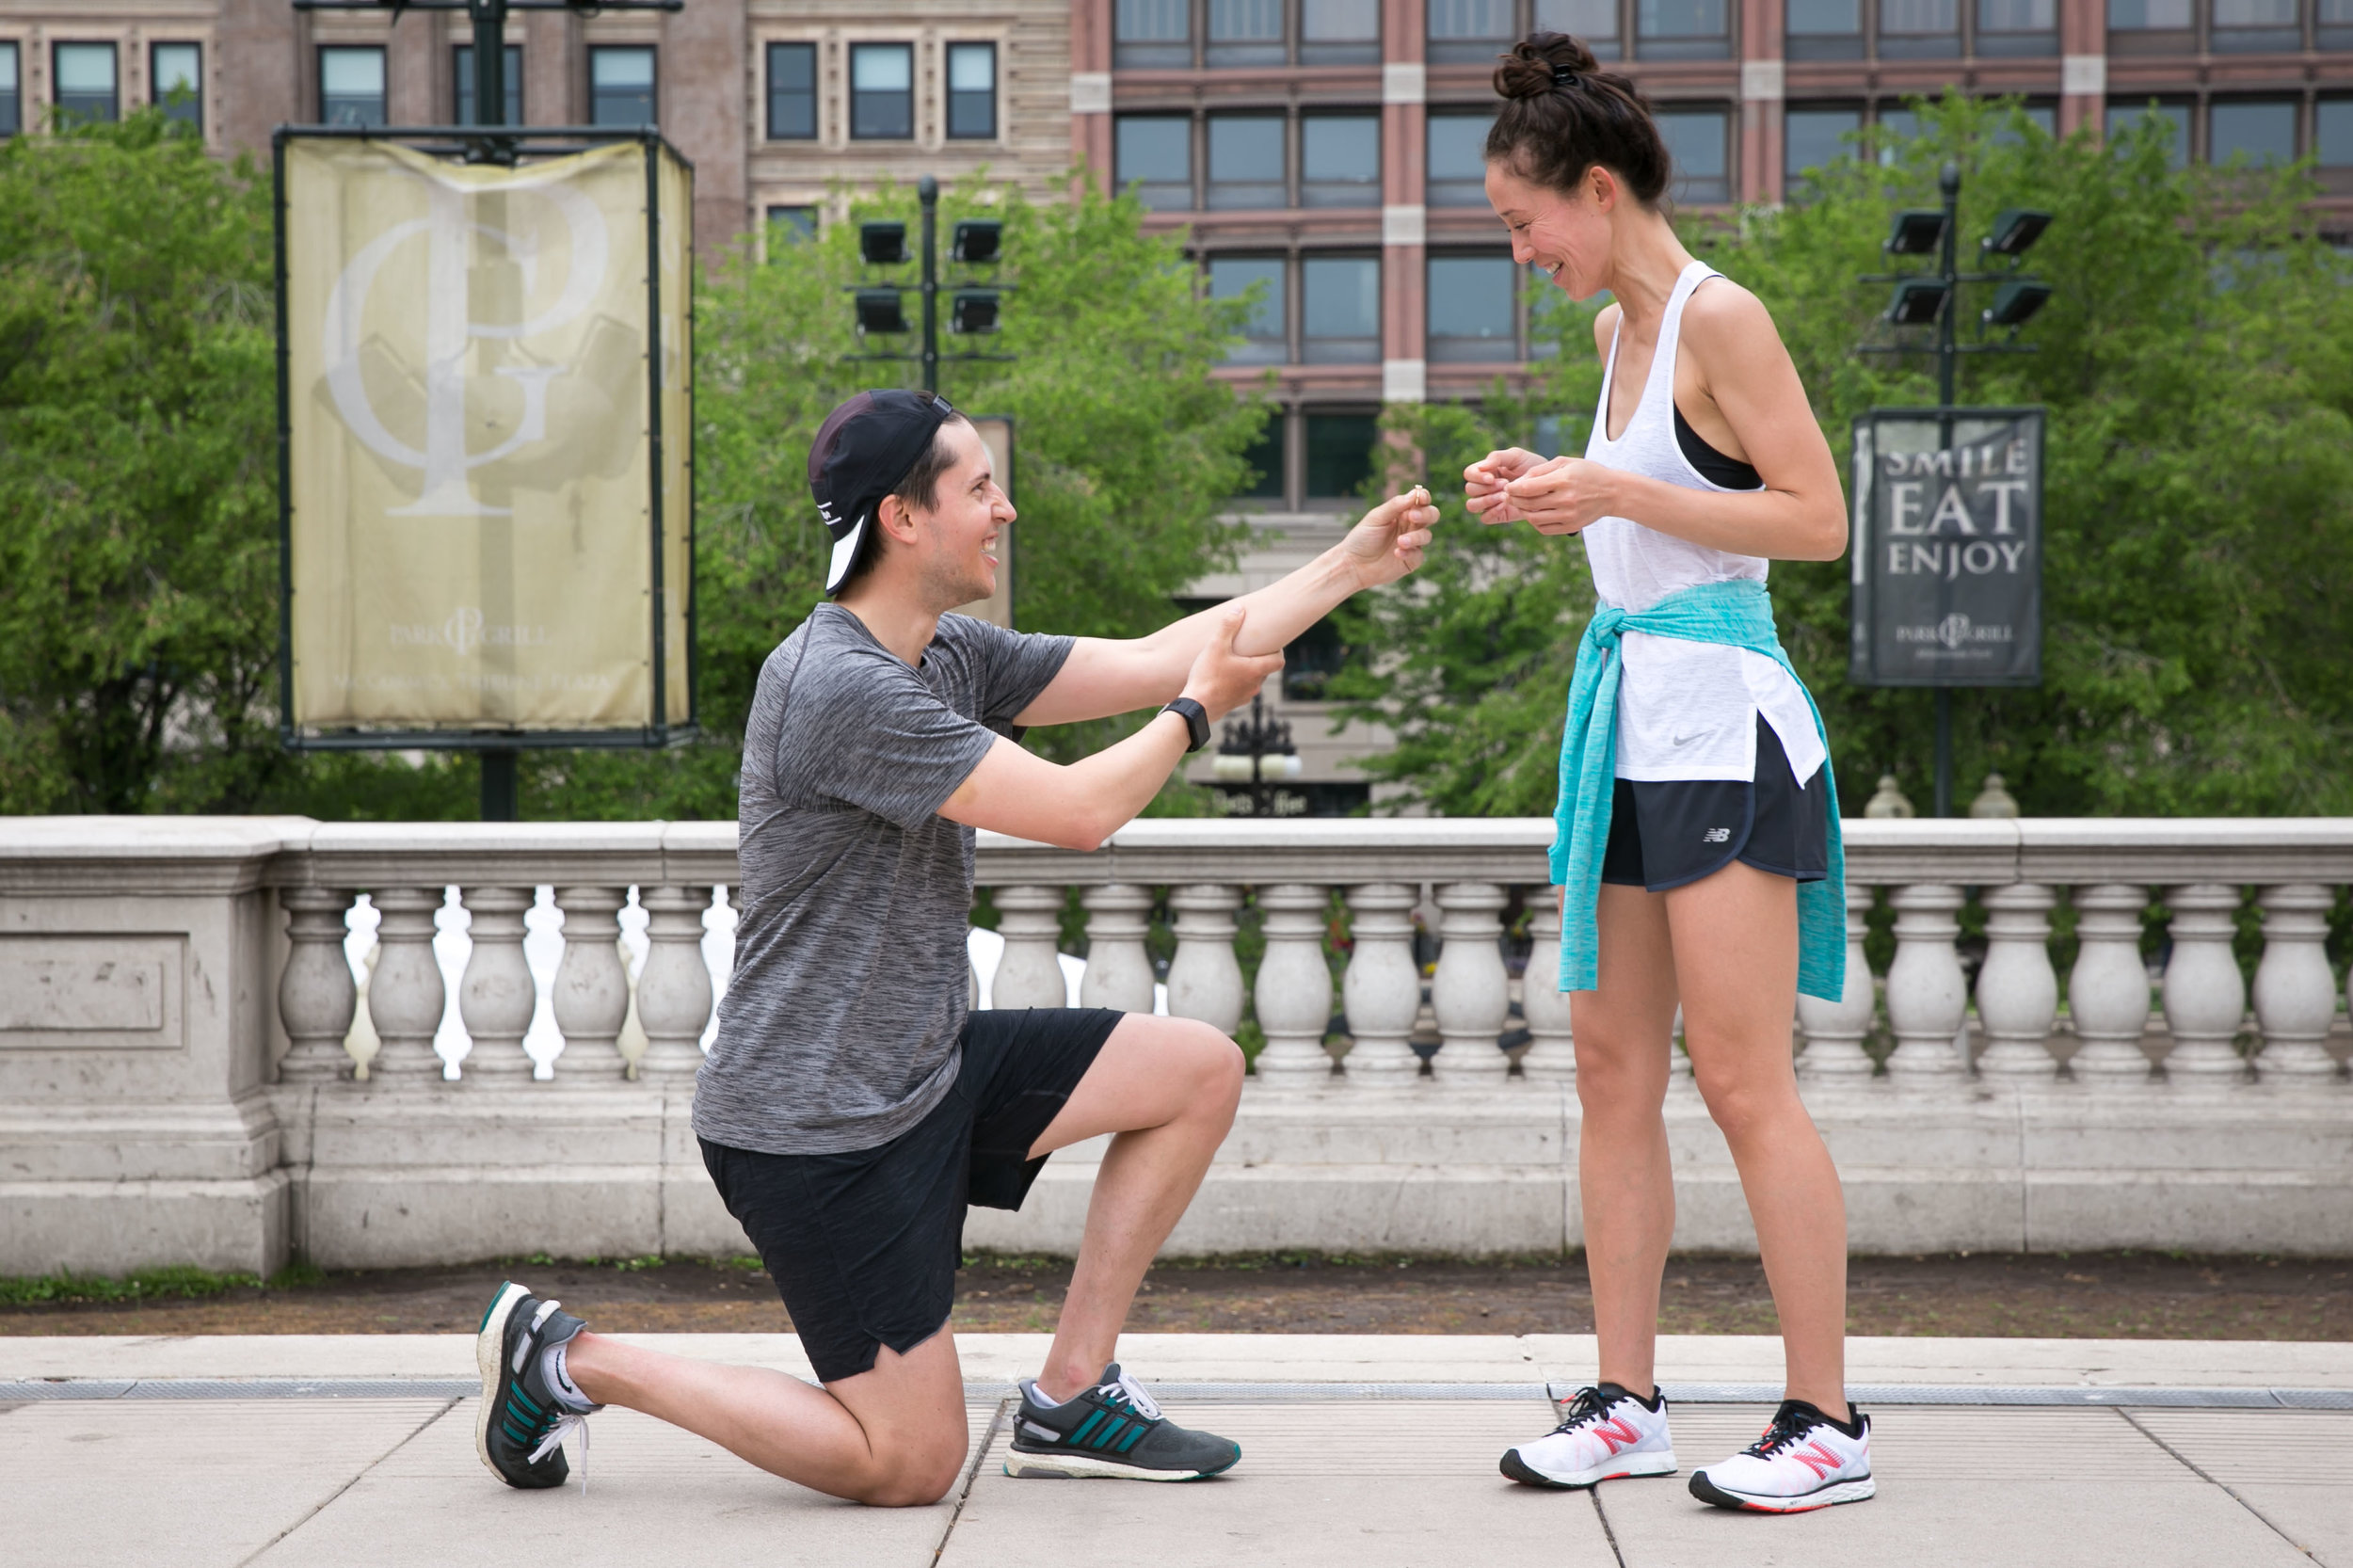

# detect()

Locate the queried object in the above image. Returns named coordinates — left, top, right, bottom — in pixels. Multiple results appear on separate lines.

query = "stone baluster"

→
left=1519, top=893, right=1576, bottom=1087
left=1431, top=882, right=1510, bottom=1085
left=1974, top=884, right=2061, bottom=1085
left=1165, top=885, right=1245, bottom=1035
left=1882, top=884, right=1967, bottom=1080
left=551, top=887, right=632, bottom=1080
left=456, top=888, right=537, bottom=1084
left=1253, top=885, right=1336, bottom=1089
left=1340, top=884, right=1422, bottom=1089
left=991, top=886, right=1069, bottom=1011
left=2251, top=885, right=2340, bottom=1082
left=2161, top=884, right=2251, bottom=1086
left=278, top=888, right=360, bottom=1081
left=2067, top=884, right=2155, bottom=1087
left=1797, top=882, right=1878, bottom=1081
left=364, top=887, right=449, bottom=1081
left=637, top=886, right=716, bottom=1081
left=1078, top=884, right=1156, bottom=1014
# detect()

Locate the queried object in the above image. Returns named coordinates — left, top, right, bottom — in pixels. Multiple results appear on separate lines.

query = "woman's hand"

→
left=1463, top=447, right=1543, bottom=524
left=1499, top=456, right=1621, bottom=536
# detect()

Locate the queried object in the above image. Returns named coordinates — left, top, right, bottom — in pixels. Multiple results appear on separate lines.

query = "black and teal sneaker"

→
left=475, top=1280, right=599, bottom=1490
left=1003, top=1364, right=1241, bottom=1481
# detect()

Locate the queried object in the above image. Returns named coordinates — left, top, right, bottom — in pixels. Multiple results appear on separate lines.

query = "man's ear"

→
left=875, top=492, right=920, bottom=545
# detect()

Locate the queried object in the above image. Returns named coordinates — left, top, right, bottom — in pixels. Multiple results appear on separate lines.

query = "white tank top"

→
left=1577, top=260, right=1825, bottom=786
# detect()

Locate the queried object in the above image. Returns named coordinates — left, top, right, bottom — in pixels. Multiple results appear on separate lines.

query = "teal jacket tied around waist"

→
left=1548, top=577, right=1847, bottom=1002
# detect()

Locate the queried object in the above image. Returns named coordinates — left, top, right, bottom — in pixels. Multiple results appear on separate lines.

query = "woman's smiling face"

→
left=1484, top=160, right=1620, bottom=301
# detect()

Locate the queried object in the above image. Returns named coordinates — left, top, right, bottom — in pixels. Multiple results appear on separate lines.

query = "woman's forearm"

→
left=1598, top=469, right=1847, bottom=562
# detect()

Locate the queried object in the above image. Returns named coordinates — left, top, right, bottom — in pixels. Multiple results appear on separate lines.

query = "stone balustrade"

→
left=2, top=816, right=2348, bottom=1276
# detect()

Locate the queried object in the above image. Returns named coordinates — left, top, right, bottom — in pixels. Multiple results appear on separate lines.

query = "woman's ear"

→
left=1590, top=165, right=1619, bottom=213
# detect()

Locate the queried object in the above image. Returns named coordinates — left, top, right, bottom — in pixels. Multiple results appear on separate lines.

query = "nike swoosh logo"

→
left=1671, top=730, right=1705, bottom=746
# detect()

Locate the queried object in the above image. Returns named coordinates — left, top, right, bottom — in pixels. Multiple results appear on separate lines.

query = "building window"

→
left=1657, top=105, right=1731, bottom=202
left=1302, top=0, right=1383, bottom=64
left=1301, top=255, right=1381, bottom=363
left=1975, top=0, right=2057, bottom=54
left=152, top=43, right=201, bottom=133
left=1304, top=411, right=1378, bottom=500
left=1209, top=114, right=1287, bottom=208
left=946, top=42, right=996, bottom=140
left=1209, top=0, right=1287, bottom=67
left=1116, top=115, right=1193, bottom=208
left=454, top=44, right=522, bottom=126
left=1878, top=0, right=1960, bottom=56
left=2212, top=0, right=2300, bottom=52
left=1428, top=112, right=1496, bottom=207
left=767, top=205, right=818, bottom=246
left=318, top=46, right=385, bottom=129
left=1115, top=0, right=1193, bottom=68
left=1210, top=255, right=1289, bottom=364
left=1991, top=100, right=2058, bottom=141
left=2110, top=97, right=2190, bottom=167
left=2209, top=98, right=2297, bottom=163
left=767, top=42, right=816, bottom=139
left=1283, top=616, right=1347, bottom=699
left=2323, top=0, right=2353, bottom=48
left=1640, top=0, right=1733, bottom=58
left=1540, top=0, right=1622, bottom=57
left=1428, top=254, right=1519, bottom=362
left=2107, top=0, right=2192, bottom=31
left=1239, top=414, right=1288, bottom=501
left=589, top=46, right=655, bottom=127
left=1786, top=0, right=1865, bottom=56
left=1785, top=104, right=1862, bottom=191
left=849, top=43, right=913, bottom=140
left=1428, top=0, right=1517, bottom=63
left=2319, top=99, right=2353, bottom=167
left=0, top=43, right=18, bottom=136
left=1301, top=115, right=1379, bottom=208
left=55, top=43, right=120, bottom=126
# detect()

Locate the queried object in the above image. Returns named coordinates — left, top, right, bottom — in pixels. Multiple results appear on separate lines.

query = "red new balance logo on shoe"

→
left=1591, top=1416, right=1641, bottom=1454
left=1791, top=1441, right=1842, bottom=1480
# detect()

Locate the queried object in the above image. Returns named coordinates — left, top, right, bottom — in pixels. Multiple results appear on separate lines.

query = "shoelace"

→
left=1547, top=1385, right=1618, bottom=1437
left=1743, top=1407, right=1821, bottom=1460
left=1095, top=1369, right=1162, bottom=1422
left=527, top=1410, right=593, bottom=1492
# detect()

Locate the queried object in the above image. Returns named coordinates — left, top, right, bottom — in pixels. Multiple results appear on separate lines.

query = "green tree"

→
left=0, top=113, right=280, bottom=814
left=1339, top=94, right=2353, bottom=817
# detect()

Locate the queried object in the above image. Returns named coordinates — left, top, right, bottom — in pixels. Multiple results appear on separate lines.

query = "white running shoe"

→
left=1689, top=1400, right=1875, bottom=1512
left=1499, top=1383, right=1677, bottom=1490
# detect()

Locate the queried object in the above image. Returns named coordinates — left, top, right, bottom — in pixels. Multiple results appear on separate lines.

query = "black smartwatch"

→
left=1161, top=697, right=1210, bottom=753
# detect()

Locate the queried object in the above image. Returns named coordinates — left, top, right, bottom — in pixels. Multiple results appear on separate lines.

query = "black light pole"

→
left=1216, top=695, right=1297, bottom=819
left=1933, top=161, right=1960, bottom=821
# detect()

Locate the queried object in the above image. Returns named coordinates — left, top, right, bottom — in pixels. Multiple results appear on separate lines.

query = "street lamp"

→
left=1210, top=694, right=1303, bottom=819
left=848, top=177, right=1012, bottom=393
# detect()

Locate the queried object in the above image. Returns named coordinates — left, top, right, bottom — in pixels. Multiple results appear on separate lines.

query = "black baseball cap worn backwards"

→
left=808, top=389, right=960, bottom=595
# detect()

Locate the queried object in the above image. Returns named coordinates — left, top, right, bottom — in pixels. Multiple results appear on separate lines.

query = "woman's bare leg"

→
left=1569, top=883, right=1682, bottom=1399
left=1666, top=861, right=1849, bottom=1415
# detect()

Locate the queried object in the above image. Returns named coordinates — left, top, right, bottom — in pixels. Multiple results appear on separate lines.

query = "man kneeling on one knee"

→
left=472, top=390, right=1437, bottom=1504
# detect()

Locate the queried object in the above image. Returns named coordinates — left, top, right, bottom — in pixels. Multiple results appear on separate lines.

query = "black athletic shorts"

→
left=1601, top=713, right=1830, bottom=892
left=699, top=1006, right=1122, bottom=1384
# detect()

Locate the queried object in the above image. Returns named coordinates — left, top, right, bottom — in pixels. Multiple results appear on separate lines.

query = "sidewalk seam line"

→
left=2112, top=1407, right=2317, bottom=1561
left=1588, top=1486, right=1629, bottom=1568
left=231, top=1396, right=458, bottom=1568
left=932, top=1396, right=1010, bottom=1566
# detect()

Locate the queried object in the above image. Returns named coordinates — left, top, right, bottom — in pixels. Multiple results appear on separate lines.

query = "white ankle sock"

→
left=542, top=1343, right=597, bottom=1413
left=1024, top=1379, right=1064, bottom=1409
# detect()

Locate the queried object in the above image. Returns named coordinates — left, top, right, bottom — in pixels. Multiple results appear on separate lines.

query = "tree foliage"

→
left=1338, top=94, right=2353, bottom=817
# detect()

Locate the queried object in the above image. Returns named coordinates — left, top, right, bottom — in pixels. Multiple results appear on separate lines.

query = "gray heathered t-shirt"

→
left=692, top=603, right=1073, bottom=1156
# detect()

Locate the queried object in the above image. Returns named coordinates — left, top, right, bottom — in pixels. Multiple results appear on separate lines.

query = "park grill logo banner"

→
left=279, top=136, right=693, bottom=737
left=1849, top=407, right=2045, bottom=688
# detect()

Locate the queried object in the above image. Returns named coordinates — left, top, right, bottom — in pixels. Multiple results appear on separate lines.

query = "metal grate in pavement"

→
left=0, top=1377, right=2338, bottom=1409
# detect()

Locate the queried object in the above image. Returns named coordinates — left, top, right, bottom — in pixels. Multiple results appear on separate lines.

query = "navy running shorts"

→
left=1600, top=713, right=1830, bottom=892
left=699, top=1006, right=1121, bottom=1384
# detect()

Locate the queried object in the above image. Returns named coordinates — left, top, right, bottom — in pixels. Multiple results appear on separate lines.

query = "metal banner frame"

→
left=272, top=125, right=697, bottom=753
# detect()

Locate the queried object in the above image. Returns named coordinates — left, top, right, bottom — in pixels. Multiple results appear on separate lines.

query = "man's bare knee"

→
left=849, top=1434, right=968, bottom=1508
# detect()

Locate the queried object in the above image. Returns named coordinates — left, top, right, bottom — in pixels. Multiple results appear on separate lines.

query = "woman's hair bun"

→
left=1484, top=32, right=1672, bottom=207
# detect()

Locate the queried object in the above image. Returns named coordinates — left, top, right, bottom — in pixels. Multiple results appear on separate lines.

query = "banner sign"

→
left=277, top=133, right=694, bottom=744
left=1849, top=407, right=2045, bottom=688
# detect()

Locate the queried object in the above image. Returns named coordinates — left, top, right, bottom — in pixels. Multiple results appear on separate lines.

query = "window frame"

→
left=1298, top=111, right=1382, bottom=210
left=1206, top=111, right=1291, bottom=210
left=54, top=40, right=121, bottom=127
left=151, top=41, right=202, bottom=134
left=847, top=41, right=915, bottom=142
left=1426, top=250, right=1524, bottom=365
left=2207, top=95, right=2301, bottom=164
left=1114, top=113, right=1196, bottom=209
left=317, top=43, right=386, bottom=130
left=1655, top=102, right=1734, bottom=203
left=1207, top=252, right=1292, bottom=365
left=587, top=43, right=658, bottom=129
left=1784, top=102, right=1864, bottom=192
left=765, top=40, right=818, bottom=141
left=945, top=40, right=998, bottom=141
left=452, top=42, right=523, bottom=128
left=0, top=40, right=18, bottom=137
left=765, top=204, right=820, bottom=249
left=1298, top=252, right=1383, bottom=365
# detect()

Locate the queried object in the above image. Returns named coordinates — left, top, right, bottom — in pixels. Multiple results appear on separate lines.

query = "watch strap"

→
left=1162, top=697, right=1210, bottom=753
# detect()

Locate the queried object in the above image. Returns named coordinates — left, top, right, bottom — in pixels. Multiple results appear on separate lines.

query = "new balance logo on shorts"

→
left=1703, top=826, right=1731, bottom=842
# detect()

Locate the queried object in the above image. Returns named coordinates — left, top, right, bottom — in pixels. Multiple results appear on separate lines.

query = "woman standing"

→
left=1464, top=33, right=1873, bottom=1514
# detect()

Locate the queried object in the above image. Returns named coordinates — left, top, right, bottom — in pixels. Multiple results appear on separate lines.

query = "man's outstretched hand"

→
left=1181, top=606, right=1289, bottom=723
left=1337, top=487, right=1439, bottom=590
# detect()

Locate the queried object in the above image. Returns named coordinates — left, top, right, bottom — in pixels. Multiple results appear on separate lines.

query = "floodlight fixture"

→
left=1982, top=279, right=2053, bottom=328
left=855, top=289, right=909, bottom=334
left=1885, top=277, right=1951, bottom=326
left=950, top=290, right=1000, bottom=334
left=1884, top=209, right=1948, bottom=255
left=952, top=220, right=1002, bottom=265
left=859, top=222, right=908, bottom=266
left=1981, top=209, right=2053, bottom=257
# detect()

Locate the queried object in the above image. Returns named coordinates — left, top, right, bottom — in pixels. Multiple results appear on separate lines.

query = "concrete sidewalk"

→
left=8, top=1334, right=2349, bottom=1567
